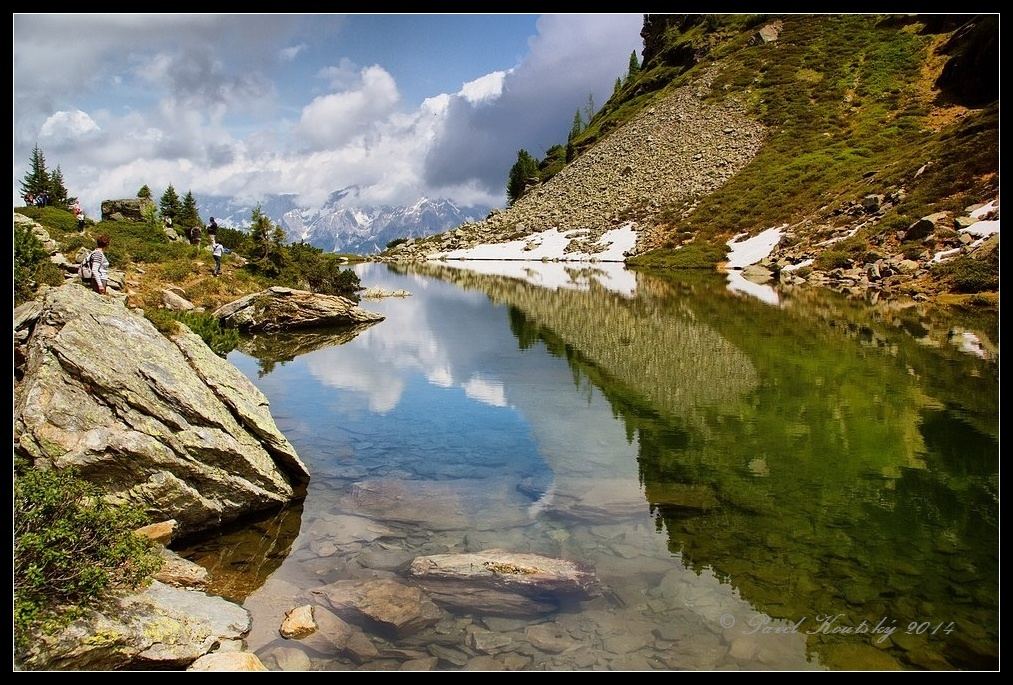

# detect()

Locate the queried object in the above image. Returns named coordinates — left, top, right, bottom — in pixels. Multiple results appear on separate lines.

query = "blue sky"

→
left=14, top=14, right=642, bottom=212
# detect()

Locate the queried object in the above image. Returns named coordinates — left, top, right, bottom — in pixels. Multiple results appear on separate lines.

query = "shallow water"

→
left=179, top=263, right=998, bottom=671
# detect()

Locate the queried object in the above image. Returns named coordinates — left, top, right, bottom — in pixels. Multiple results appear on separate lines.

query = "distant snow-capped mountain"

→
left=199, top=188, right=491, bottom=254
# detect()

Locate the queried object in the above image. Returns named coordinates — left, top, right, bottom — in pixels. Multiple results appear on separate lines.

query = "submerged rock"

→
left=14, top=284, right=309, bottom=535
left=214, top=286, right=384, bottom=332
left=280, top=605, right=317, bottom=639
left=20, top=581, right=250, bottom=670
left=311, top=579, right=442, bottom=636
left=154, top=548, right=210, bottom=589
left=408, top=549, right=601, bottom=615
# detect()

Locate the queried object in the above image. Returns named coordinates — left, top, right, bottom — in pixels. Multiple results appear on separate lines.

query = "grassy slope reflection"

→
left=417, top=265, right=997, bottom=670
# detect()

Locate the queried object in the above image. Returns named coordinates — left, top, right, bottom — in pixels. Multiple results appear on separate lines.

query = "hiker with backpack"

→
left=80, top=235, right=111, bottom=294
left=212, top=237, right=225, bottom=277
left=189, top=225, right=201, bottom=246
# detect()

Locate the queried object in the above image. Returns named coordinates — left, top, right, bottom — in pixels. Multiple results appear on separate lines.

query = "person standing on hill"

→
left=88, top=235, right=111, bottom=294
left=212, top=238, right=224, bottom=277
left=189, top=225, right=201, bottom=246
left=206, top=217, right=218, bottom=241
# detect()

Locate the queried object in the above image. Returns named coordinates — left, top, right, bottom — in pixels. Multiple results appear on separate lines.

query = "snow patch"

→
left=442, top=223, right=637, bottom=262
left=960, top=220, right=999, bottom=238
left=725, top=225, right=785, bottom=269
left=970, top=199, right=999, bottom=219
left=931, top=247, right=961, bottom=263
left=782, top=258, right=814, bottom=272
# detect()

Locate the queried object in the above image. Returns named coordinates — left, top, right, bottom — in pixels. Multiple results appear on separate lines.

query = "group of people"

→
left=23, top=191, right=49, bottom=207
left=187, top=217, right=224, bottom=277
left=84, top=215, right=227, bottom=296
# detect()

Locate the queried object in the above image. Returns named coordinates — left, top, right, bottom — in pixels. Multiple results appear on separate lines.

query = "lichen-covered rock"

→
left=20, top=581, right=250, bottom=670
left=213, top=286, right=384, bottom=332
left=14, top=284, right=309, bottom=535
left=154, top=548, right=210, bottom=589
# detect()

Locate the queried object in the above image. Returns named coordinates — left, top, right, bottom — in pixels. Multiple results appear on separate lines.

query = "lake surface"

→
left=179, top=262, right=998, bottom=671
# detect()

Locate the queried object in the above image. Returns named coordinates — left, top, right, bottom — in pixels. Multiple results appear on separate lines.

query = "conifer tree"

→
left=626, top=50, right=641, bottom=83
left=159, top=184, right=181, bottom=220
left=47, top=166, right=69, bottom=208
left=19, top=145, right=49, bottom=200
left=507, top=149, right=540, bottom=205
left=178, top=190, right=201, bottom=228
left=137, top=185, right=152, bottom=198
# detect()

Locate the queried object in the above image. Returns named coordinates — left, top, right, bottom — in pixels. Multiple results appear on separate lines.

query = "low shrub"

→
left=14, top=461, right=159, bottom=651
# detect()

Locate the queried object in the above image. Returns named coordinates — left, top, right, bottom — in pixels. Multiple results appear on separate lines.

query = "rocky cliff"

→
left=14, top=284, right=310, bottom=535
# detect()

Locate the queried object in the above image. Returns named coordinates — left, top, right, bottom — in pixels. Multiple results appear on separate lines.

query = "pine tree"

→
left=614, top=77, right=622, bottom=96
left=48, top=166, right=69, bottom=209
left=178, top=190, right=201, bottom=228
left=19, top=145, right=49, bottom=201
left=137, top=185, right=152, bottom=198
left=160, top=185, right=181, bottom=220
left=507, top=149, right=540, bottom=205
left=626, top=50, right=641, bottom=84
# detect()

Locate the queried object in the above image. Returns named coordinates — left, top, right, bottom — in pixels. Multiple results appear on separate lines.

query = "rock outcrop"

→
left=14, top=284, right=309, bottom=535
left=101, top=198, right=155, bottom=223
left=20, top=581, right=251, bottom=670
left=213, top=286, right=384, bottom=332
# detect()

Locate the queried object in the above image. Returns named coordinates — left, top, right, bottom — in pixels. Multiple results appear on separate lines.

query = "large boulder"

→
left=101, top=198, right=156, bottom=223
left=409, top=550, right=601, bottom=601
left=213, top=286, right=384, bottom=332
left=19, top=581, right=250, bottom=670
left=14, top=284, right=309, bottom=535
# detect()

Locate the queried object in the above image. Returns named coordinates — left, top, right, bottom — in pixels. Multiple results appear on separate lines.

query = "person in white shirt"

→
left=212, top=238, right=225, bottom=277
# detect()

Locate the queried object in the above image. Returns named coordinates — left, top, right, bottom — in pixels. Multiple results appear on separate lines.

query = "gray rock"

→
left=904, top=212, right=950, bottom=241
left=862, top=194, right=884, bottom=212
left=268, top=646, right=312, bottom=671
left=741, top=264, right=774, bottom=284
left=311, top=579, right=442, bottom=636
left=753, top=20, right=783, bottom=44
left=954, top=216, right=977, bottom=230
left=214, top=286, right=384, bottom=332
left=898, top=259, right=921, bottom=274
left=20, top=581, right=250, bottom=670
left=101, top=198, right=156, bottom=223
left=466, top=625, right=515, bottom=654
left=524, top=624, right=575, bottom=654
left=428, top=644, right=470, bottom=667
left=161, top=288, right=195, bottom=311
left=400, top=656, right=439, bottom=670
left=409, top=549, right=601, bottom=600
left=14, top=284, right=309, bottom=536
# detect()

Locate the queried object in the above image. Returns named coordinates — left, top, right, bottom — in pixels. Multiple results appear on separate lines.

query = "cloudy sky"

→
left=13, top=13, right=642, bottom=214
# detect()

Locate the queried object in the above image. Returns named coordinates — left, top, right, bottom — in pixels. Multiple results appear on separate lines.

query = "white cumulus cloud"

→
left=39, top=110, right=101, bottom=142
left=297, top=65, right=400, bottom=150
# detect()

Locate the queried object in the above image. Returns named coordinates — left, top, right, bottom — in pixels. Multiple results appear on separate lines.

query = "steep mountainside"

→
left=389, top=15, right=998, bottom=300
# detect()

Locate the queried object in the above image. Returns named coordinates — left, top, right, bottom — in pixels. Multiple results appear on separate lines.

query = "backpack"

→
left=79, top=250, right=94, bottom=280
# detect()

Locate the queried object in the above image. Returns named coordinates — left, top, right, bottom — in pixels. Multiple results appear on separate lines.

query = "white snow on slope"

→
left=441, top=224, right=637, bottom=262
left=782, top=258, right=814, bottom=272
left=725, top=225, right=785, bottom=268
left=960, top=220, right=1000, bottom=238
left=970, top=199, right=998, bottom=219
